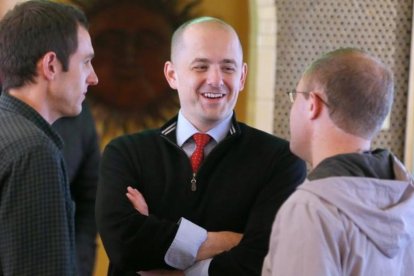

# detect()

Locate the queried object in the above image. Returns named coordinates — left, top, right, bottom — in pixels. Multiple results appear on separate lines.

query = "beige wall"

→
left=0, top=0, right=22, bottom=17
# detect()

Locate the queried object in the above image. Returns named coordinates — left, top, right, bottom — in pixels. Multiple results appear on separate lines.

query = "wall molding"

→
left=247, top=0, right=276, bottom=134
left=404, top=3, right=414, bottom=173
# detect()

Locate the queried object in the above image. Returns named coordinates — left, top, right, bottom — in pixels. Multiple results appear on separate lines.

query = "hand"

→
left=138, top=269, right=184, bottom=275
left=196, top=231, right=243, bottom=261
left=126, top=186, right=149, bottom=216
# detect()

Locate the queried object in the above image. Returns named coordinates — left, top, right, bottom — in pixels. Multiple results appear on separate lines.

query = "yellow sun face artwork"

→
left=69, top=0, right=201, bottom=146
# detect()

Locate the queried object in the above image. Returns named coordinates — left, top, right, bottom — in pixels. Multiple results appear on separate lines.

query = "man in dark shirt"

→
left=97, top=16, right=306, bottom=275
left=0, top=84, right=100, bottom=276
left=0, top=89, right=100, bottom=276
left=0, top=1, right=98, bottom=275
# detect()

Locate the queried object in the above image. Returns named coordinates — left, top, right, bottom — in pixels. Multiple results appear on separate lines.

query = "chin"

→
left=66, top=106, right=82, bottom=117
left=205, top=109, right=229, bottom=120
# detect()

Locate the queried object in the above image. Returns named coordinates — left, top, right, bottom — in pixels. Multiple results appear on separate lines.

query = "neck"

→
left=182, top=112, right=228, bottom=133
left=310, top=125, right=371, bottom=168
left=8, top=86, right=57, bottom=124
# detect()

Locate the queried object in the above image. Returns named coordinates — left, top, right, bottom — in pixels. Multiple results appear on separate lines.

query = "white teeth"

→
left=203, top=93, right=224, bottom=98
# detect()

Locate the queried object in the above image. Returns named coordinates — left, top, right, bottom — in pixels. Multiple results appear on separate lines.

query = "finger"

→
left=127, top=186, right=139, bottom=195
left=126, top=192, right=135, bottom=202
left=127, top=186, right=145, bottom=199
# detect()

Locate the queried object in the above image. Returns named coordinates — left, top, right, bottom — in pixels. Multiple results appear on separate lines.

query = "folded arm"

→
left=124, top=146, right=306, bottom=275
left=96, top=141, right=181, bottom=271
left=126, top=187, right=243, bottom=273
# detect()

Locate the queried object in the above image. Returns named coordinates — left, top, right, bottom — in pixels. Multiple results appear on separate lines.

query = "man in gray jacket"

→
left=262, top=48, right=414, bottom=276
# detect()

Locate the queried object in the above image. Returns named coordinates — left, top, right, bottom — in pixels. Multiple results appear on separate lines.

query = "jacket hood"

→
left=300, top=150, right=414, bottom=258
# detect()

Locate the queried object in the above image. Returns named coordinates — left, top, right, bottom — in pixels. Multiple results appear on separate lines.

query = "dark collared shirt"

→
left=0, top=93, right=76, bottom=275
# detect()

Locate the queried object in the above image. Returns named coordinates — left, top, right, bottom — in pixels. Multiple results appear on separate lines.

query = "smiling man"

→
left=0, top=1, right=98, bottom=275
left=97, top=17, right=306, bottom=276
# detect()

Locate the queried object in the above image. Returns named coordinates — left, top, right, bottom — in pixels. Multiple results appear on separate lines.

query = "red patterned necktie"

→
left=190, top=133, right=211, bottom=172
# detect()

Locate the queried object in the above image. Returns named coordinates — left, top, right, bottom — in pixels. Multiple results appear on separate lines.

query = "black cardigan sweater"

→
left=96, top=115, right=306, bottom=275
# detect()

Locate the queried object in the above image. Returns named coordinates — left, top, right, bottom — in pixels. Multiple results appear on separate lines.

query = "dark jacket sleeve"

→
left=53, top=102, right=100, bottom=276
left=209, top=143, right=306, bottom=276
left=0, top=144, right=76, bottom=275
left=96, top=136, right=179, bottom=272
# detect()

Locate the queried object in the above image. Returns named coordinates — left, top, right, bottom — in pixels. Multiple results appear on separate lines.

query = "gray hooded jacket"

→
left=262, top=149, right=414, bottom=276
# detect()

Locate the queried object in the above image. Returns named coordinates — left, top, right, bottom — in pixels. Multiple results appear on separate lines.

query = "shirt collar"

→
left=176, top=110, right=232, bottom=147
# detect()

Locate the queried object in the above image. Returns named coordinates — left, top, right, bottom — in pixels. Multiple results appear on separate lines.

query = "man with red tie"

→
left=96, top=16, right=306, bottom=276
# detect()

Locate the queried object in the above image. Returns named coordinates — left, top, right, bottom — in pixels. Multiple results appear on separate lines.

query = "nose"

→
left=88, top=66, right=99, bottom=86
left=207, top=67, right=224, bottom=88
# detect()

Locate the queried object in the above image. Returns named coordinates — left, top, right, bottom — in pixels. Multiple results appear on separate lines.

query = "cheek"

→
left=229, top=74, right=244, bottom=89
left=290, top=103, right=298, bottom=119
left=222, top=77, right=234, bottom=90
left=289, top=121, right=301, bottom=156
left=289, top=105, right=301, bottom=136
left=228, top=92, right=240, bottom=107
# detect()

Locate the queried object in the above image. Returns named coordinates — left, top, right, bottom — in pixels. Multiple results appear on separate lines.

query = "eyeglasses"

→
left=286, top=89, right=330, bottom=107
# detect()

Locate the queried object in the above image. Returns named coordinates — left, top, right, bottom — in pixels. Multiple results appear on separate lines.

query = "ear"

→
left=308, top=92, right=324, bottom=120
left=238, top=62, right=248, bottom=91
left=40, top=51, right=59, bottom=81
left=164, top=61, right=178, bottom=90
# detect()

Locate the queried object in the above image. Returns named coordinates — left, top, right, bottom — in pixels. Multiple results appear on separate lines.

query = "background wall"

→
left=0, top=0, right=21, bottom=17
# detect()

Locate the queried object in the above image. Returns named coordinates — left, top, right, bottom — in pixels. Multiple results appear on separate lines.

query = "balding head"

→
left=303, top=48, right=394, bottom=139
left=170, top=16, right=243, bottom=63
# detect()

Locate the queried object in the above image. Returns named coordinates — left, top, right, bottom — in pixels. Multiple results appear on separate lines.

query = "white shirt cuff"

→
left=164, top=217, right=207, bottom=269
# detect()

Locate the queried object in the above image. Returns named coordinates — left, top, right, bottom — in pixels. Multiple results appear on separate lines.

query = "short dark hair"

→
left=0, top=0, right=88, bottom=92
left=304, top=48, right=394, bottom=139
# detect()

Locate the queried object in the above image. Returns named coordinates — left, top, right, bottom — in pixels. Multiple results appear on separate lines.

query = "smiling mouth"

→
left=201, top=93, right=225, bottom=99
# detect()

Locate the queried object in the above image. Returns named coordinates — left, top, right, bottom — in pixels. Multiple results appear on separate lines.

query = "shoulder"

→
left=234, top=123, right=306, bottom=175
left=108, top=128, right=160, bottom=146
left=238, top=122, right=289, bottom=147
left=0, top=114, right=57, bottom=156
left=103, top=128, right=162, bottom=157
left=266, top=181, right=345, bottom=276
left=236, top=122, right=303, bottom=169
left=280, top=180, right=343, bottom=223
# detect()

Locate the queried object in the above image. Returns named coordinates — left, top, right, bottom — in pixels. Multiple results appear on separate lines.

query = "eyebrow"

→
left=190, top=58, right=238, bottom=66
left=221, top=59, right=237, bottom=66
